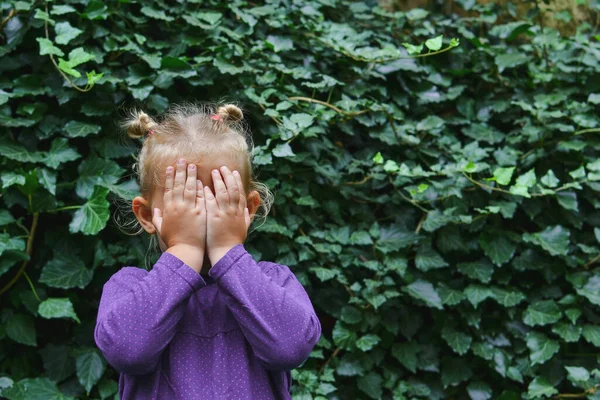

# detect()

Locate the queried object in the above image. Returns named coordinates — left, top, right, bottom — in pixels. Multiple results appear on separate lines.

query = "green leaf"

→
left=39, top=253, right=94, bottom=289
left=38, top=297, right=81, bottom=323
left=357, top=372, right=382, bottom=400
left=565, top=366, right=590, bottom=383
left=442, top=325, right=472, bottom=355
left=42, top=137, right=81, bottom=169
left=492, top=167, right=515, bottom=185
left=40, top=344, right=76, bottom=383
left=1, top=171, right=26, bottom=189
left=523, top=225, right=570, bottom=256
left=141, top=6, right=175, bottom=21
left=36, top=38, right=64, bottom=57
left=523, top=300, right=562, bottom=326
left=266, top=35, right=294, bottom=52
left=582, top=325, right=600, bottom=347
left=424, top=35, right=443, bottom=51
left=467, top=381, right=492, bottom=400
left=69, top=186, right=111, bottom=235
left=495, top=53, right=531, bottom=71
left=457, top=259, right=494, bottom=283
left=0, top=233, right=26, bottom=257
left=272, top=143, right=295, bottom=158
left=551, top=323, right=581, bottom=342
left=64, top=121, right=101, bottom=138
left=526, top=332, right=559, bottom=365
left=540, top=170, right=560, bottom=188
left=415, top=246, right=448, bottom=271
left=356, top=334, right=380, bottom=352
left=464, top=284, right=494, bottom=308
left=76, top=349, right=106, bottom=395
left=479, top=232, right=516, bottom=266
left=391, top=342, right=418, bottom=373
left=54, top=21, right=83, bottom=45
left=403, top=280, right=443, bottom=310
left=0, top=140, right=46, bottom=163
left=527, top=377, right=558, bottom=398
left=6, top=314, right=37, bottom=346
left=402, top=42, right=423, bottom=55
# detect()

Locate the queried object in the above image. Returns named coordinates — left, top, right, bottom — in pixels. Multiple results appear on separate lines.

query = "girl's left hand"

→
left=205, top=166, right=251, bottom=266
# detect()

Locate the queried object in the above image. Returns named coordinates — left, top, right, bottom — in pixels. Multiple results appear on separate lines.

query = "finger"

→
left=204, top=185, right=218, bottom=214
left=212, top=168, right=229, bottom=208
left=233, top=170, right=247, bottom=210
left=164, top=166, right=174, bottom=204
left=220, top=166, right=239, bottom=207
left=184, top=163, right=197, bottom=205
left=173, top=158, right=187, bottom=203
left=195, top=179, right=205, bottom=212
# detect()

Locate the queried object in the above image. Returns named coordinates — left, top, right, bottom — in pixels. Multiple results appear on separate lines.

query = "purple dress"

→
left=94, top=243, right=321, bottom=399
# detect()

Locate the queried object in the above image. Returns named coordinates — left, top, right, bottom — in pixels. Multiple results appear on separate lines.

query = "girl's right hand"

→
left=152, top=158, right=207, bottom=272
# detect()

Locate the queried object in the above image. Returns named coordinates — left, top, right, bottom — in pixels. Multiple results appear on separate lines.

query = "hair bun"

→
left=216, top=104, right=243, bottom=123
left=125, top=111, right=158, bottom=139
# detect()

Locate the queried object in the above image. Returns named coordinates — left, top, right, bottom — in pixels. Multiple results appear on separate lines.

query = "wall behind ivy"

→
left=1, top=0, right=600, bottom=399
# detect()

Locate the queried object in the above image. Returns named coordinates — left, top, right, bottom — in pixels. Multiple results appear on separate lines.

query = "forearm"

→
left=209, top=244, right=322, bottom=370
left=94, top=251, right=205, bottom=375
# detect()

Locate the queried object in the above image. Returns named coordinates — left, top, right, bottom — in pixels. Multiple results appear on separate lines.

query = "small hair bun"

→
left=216, top=104, right=243, bottom=124
left=125, top=111, right=158, bottom=139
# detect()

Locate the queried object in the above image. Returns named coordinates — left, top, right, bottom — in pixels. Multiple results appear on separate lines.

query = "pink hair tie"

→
left=146, top=129, right=154, bottom=137
left=211, top=114, right=223, bottom=122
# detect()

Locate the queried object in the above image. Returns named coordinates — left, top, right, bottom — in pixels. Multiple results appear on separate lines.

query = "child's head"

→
left=124, top=102, right=273, bottom=247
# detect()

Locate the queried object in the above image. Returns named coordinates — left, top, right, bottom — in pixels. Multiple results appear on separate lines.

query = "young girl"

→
left=94, top=103, right=322, bottom=399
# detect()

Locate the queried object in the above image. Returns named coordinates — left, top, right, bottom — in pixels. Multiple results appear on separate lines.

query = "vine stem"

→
left=0, top=212, right=40, bottom=297
left=574, top=127, right=600, bottom=135
left=319, top=347, right=341, bottom=375
left=304, top=32, right=458, bottom=63
left=23, top=271, right=42, bottom=302
left=0, top=8, right=16, bottom=33
left=288, top=96, right=369, bottom=116
left=44, top=1, right=92, bottom=92
left=553, top=385, right=599, bottom=399
left=584, top=254, right=600, bottom=269
left=462, top=172, right=513, bottom=195
left=47, top=205, right=82, bottom=213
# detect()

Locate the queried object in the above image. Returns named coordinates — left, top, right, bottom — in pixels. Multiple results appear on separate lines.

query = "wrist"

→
left=166, top=244, right=205, bottom=273
left=208, top=243, right=239, bottom=267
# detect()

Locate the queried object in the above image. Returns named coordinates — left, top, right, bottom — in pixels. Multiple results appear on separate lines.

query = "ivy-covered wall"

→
left=1, top=0, right=600, bottom=399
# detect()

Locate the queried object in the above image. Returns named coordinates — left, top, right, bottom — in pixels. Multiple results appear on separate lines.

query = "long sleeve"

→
left=208, top=243, right=322, bottom=371
left=94, top=251, right=206, bottom=376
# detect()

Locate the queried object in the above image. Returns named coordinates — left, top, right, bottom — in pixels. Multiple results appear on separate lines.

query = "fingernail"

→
left=166, top=166, right=173, bottom=173
left=233, top=170, right=239, bottom=175
left=213, top=169, right=219, bottom=174
left=189, top=164, right=195, bottom=170
left=178, top=158, right=185, bottom=165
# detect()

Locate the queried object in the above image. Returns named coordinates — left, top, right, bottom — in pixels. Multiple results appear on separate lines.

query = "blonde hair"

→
left=114, top=102, right=274, bottom=261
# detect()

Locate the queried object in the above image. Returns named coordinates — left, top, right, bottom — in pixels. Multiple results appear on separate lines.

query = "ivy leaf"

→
left=582, top=325, right=600, bottom=347
left=526, top=332, right=559, bottom=365
left=479, top=232, right=516, bottom=266
left=391, top=342, right=418, bottom=373
left=425, top=35, right=443, bottom=51
left=69, top=186, right=111, bottom=235
left=565, top=366, right=590, bottom=383
left=54, top=21, right=83, bottom=45
left=36, top=38, right=64, bottom=57
left=540, top=170, right=560, bottom=188
left=40, top=344, right=76, bottom=383
left=467, top=381, right=492, bottom=400
left=38, top=297, right=81, bottom=323
left=357, top=372, right=383, bottom=400
left=272, top=143, right=295, bottom=158
left=266, top=35, right=294, bottom=52
left=6, top=314, right=37, bottom=346
left=523, top=300, right=562, bottom=326
left=356, top=334, right=380, bottom=352
left=402, top=42, right=423, bottom=55
left=76, top=349, right=106, bottom=395
left=42, top=137, right=81, bottom=169
left=442, top=325, right=472, bottom=355
left=527, top=377, right=558, bottom=398
left=64, top=121, right=101, bottom=138
left=492, top=167, right=515, bottom=185
left=552, top=323, right=581, bottom=342
left=39, top=253, right=94, bottom=289
left=403, top=280, right=443, bottom=310
left=523, top=225, right=570, bottom=256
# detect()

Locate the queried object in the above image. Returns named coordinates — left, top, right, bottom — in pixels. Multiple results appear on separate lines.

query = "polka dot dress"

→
left=94, top=244, right=321, bottom=399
